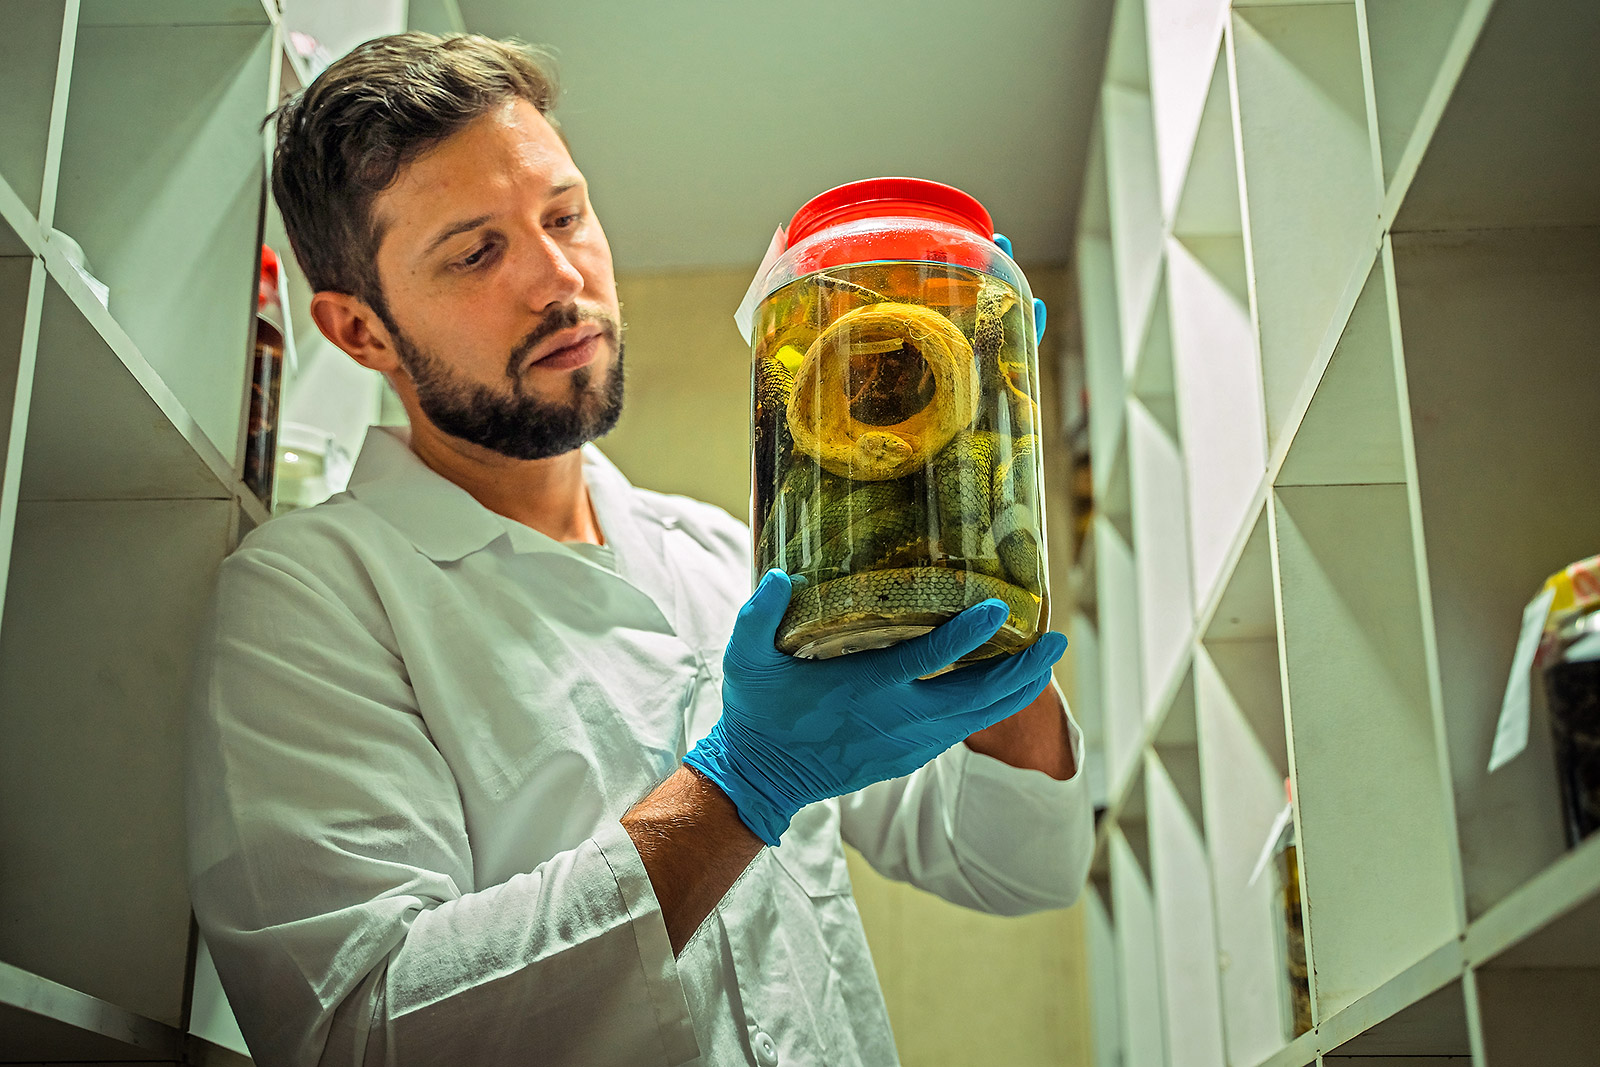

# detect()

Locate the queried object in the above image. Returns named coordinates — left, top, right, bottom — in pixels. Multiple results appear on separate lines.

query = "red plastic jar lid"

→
left=785, top=177, right=995, bottom=250
left=258, top=245, right=281, bottom=309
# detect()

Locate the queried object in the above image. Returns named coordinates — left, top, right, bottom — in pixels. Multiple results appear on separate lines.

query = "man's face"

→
left=371, top=98, right=624, bottom=460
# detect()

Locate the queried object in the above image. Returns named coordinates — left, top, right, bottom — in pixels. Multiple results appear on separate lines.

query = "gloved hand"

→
left=685, top=569, right=1069, bottom=845
left=993, top=233, right=1048, bottom=345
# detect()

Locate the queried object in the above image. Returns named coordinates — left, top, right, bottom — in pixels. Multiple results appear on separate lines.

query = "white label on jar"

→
left=734, top=226, right=787, bottom=344
left=1489, top=584, right=1558, bottom=774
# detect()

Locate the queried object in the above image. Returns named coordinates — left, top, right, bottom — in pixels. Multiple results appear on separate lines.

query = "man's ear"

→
left=310, top=291, right=402, bottom=375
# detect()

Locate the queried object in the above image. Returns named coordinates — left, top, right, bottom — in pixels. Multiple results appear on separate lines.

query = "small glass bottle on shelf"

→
left=243, top=246, right=285, bottom=505
left=1270, top=777, right=1312, bottom=1038
left=1278, top=838, right=1313, bottom=1036
left=1546, top=629, right=1600, bottom=845
left=1538, top=556, right=1600, bottom=846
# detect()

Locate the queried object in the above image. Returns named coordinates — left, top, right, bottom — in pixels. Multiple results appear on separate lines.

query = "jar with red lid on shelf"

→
left=750, top=177, right=1047, bottom=663
left=243, top=246, right=285, bottom=504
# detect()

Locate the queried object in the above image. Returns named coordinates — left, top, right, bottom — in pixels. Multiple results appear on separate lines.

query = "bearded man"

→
left=187, top=32, right=1091, bottom=1067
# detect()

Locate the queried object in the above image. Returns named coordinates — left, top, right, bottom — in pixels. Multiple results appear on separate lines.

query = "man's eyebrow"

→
left=418, top=181, right=584, bottom=259
left=421, top=214, right=494, bottom=259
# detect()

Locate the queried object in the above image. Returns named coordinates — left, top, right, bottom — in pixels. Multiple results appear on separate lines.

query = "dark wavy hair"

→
left=269, top=33, right=560, bottom=328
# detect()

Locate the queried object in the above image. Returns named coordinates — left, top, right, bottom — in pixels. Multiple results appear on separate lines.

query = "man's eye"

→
left=551, top=212, right=581, bottom=230
left=457, top=243, right=496, bottom=270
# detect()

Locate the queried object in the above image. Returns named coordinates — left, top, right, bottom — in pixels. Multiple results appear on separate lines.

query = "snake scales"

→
left=754, top=270, right=1046, bottom=660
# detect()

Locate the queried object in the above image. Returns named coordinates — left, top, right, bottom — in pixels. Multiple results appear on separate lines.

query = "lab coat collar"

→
left=344, top=426, right=506, bottom=562
left=343, top=425, right=681, bottom=621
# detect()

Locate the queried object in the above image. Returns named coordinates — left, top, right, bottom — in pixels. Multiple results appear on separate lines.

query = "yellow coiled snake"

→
left=755, top=273, right=1046, bottom=661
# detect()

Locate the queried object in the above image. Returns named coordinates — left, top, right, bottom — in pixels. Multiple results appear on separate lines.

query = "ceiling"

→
left=455, top=0, right=1115, bottom=272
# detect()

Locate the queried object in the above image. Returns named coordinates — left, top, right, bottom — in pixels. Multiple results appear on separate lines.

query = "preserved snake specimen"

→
left=752, top=263, right=1045, bottom=662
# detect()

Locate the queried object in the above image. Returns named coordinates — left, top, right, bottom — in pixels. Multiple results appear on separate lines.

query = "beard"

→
left=392, top=303, right=626, bottom=461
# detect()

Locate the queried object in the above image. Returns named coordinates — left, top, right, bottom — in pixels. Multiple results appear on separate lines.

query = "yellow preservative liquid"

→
left=751, top=260, right=1046, bottom=663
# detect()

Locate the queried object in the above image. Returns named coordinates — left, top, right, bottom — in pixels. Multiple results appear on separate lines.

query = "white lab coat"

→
left=187, top=426, right=1092, bottom=1067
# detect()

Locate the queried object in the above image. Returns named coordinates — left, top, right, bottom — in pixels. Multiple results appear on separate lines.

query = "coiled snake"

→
left=754, top=272, right=1046, bottom=661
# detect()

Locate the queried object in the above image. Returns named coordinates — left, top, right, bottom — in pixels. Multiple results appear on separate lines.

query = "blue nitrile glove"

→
left=993, top=233, right=1048, bottom=345
left=685, top=569, right=1070, bottom=845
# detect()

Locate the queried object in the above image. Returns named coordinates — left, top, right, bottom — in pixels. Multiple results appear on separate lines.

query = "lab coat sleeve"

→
left=836, top=679, right=1093, bottom=916
left=186, top=543, right=698, bottom=1067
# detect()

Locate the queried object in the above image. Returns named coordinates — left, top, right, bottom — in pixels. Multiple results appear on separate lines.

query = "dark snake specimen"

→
left=754, top=272, right=1045, bottom=658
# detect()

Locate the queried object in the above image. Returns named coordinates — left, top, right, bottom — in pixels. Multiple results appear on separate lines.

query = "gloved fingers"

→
left=861, top=599, right=1010, bottom=684
left=898, top=667, right=1054, bottom=751
left=992, top=235, right=1047, bottom=344
left=968, top=666, right=1058, bottom=731
left=913, top=631, right=1068, bottom=712
left=927, top=661, right=1058, bottom=739
left=728, top=569, right=794, bottom=666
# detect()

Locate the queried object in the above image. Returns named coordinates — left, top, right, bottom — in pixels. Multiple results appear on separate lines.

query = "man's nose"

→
left=523, top=233, right=584, bottom=310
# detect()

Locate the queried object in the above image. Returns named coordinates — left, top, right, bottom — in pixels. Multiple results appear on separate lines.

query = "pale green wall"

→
left=602, top=269, right=755, bottom=521
left=606, top=265, right=1095, bottom=1067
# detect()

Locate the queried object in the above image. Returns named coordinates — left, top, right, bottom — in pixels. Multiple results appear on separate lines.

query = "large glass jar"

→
left=750, top=178, right=1048, bottom=663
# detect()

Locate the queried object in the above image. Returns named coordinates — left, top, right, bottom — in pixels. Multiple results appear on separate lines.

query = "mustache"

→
left=507, top=303, right=623, bottom=374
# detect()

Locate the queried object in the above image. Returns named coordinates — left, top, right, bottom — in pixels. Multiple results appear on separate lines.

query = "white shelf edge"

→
left=236, top=484, right=270, bottom=528
left=1091, top=818, right=1113, bottom=896
left=37, top=237, right=238, bottom=499
left=1261, top=229, right=1385, bottom=487
left=1068, top=558, right=1097, bottom=614
left=1103, top=737, right=1142, bottom=829
left=1464, top=833, right=1600, bottom=967
left=1353, top=0, right=1390, bottom=204
left=1149, top=28, right=1397, bottom=640
left=1382, top=234, right=1473, bottom=935
left=77, top=0, right=274, bottom=28
left=1121, top=250, right=1169, bottom=401
left=1167, top=218, right=1387, bottom=608
left=1192, top=481, right=1271, bottom=641
left=1221, top=11, right=1270, bottom=461
left=1076, top=102, right=1111, bottom=241
left=1100, top=641, right=1198, bottom=829
left=1100, top=820, right=1473, bottom=1067
left=1247, top=1028, right=1317, bottom=1067
left=34, top=0, right=77, bottom=235
left=280, top=34, right=314, bottom=95
left=1264, top=487, right=1314, bottom=1026
left=1234, top=937, right=1465, bottom=1066
left=1138, top=636, right=1197, bottom=747
left=1377, top=0, right=1499, bottom=229
left=0, top=259, right=48, bottom=651
left=1311, top=937, right=1465, bottom=1054
left=1090, top=412, right=1130, bottom=516
left=1104, top=746, right=1139, bottom=824
left=0, top=958, right=181, bottom=1056
left=1157, top=11, right=1231, bottom=233
left=0, top=171, right=43, bottom=257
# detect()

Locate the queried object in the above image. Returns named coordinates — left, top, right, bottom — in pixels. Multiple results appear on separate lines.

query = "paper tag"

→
left=732, top=226, right=787, bottom=346
left=1247, top=802, right=1296, bottom=888
left=1488, top=584, right=1558, bottom=773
